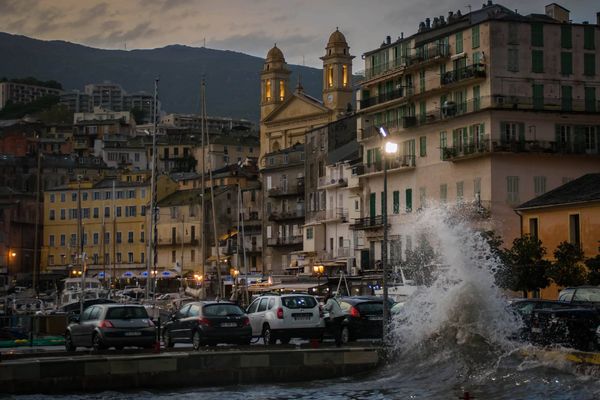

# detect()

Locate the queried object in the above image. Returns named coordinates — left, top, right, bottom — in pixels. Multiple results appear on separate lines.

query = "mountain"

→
left=0, top=32, right=324, bottom=122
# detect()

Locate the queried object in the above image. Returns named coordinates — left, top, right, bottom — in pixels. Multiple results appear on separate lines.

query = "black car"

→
left=65, top=304, right=156, bottom=351
left=336, top=296, right=389, bottom=344
left=509, top=298, right=576, bottom=340
left=162, top=301, right=252, bottom=349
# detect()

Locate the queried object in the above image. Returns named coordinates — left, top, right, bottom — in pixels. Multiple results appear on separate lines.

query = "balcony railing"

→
left=323, top=207, right=348, bottom=222
left=441, top=63, right=486, bottom=86
left=337, top=247, right=351, bottom=258
left=318, top=175, right=348, bottom=188
left=350, top=215, right=385, bottom=230
left=267, top=236, right=303, bottom=247
left=267, top=184, right=304, bottom=197
left=268, top=209, right=305, bottom=221
left=361, top=155, right=416, bottom=175
left=359, top=86, right=414, bottom=109
left=491, top=95, right=600, bottom=113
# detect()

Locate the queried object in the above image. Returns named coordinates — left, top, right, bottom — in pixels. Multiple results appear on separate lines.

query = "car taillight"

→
left=198, top=318, right=211, bottom=326
left=99, top=320, right=114, bottom=328
left=277, top=307, right=284, bottom=319
left=349, top=306, right=360, bottom=318
left=242, top=317, right=250, bottom=326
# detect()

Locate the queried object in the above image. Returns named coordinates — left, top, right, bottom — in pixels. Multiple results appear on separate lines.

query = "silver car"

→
left=65, top=304, right=156, bottom=351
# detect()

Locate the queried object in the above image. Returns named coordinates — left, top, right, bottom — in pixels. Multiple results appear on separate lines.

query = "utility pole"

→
left=200, top=79, right=206, bottom=299
left=150, top=77, right=159, bottom=301
left=32, top=135, right=42, bottom=295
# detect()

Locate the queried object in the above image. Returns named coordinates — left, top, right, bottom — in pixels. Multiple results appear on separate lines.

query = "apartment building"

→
left=354, top=2, right=600, bottom=270
left=60, top=90, right=92, bottom=113
left=161, top=113, right=254, bottom=133
left=0, top=81, right=63, bottom=109
left=84, top=82, right=125, bottom=112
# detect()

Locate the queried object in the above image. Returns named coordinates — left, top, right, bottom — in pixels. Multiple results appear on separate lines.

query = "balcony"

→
left=491, top=94, right=600, bottom=113
left=360, top=155, right=416, bottom=175
left=350, top=215, right=385, bottom=230
left=267, top=236, right=303, bottom=247
left=318, top=175, right=348, bottom=189
left=359, top=86, right=414, bottom=110
left=246, top=245, right=262, bottom=254
left=267, top=184, right=304, bottom=197
left=323, top=208, right=348, bottom=222
left=441, top=63, right=486, bottom=87
left=268, top=209, right=305, bottom=221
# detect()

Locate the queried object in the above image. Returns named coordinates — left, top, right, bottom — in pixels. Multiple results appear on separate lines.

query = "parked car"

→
left=162, top=301, right=251, bottom=349
left=336, top=296, right=389, bottom=344
left=509, top=298, right=575, bottom=340
left=246, top=293, right=324, bottom=345
left=64, top=304, right=156, bottom=351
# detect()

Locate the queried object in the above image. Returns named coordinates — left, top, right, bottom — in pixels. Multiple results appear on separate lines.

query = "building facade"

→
left=0, top=81, right=63, bottom=109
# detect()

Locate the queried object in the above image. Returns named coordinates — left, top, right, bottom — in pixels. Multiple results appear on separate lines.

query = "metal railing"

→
left=266, top=236, right=303, bottom=246
left=324, top=208, right=348, bottom=222
left=268, top=209, right=305, bottom=221
left=441, top=63, right=486, bottom=86
left=359, top=86, right=414, bottom=109
left=267, top=184, right=304, bottom=197
left=361, top=155, right=416, bottom=174
left=350, top=215, right=385, bottom=230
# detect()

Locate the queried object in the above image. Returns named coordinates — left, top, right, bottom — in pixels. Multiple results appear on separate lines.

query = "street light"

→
left=313, top=264, right=324, bottom=295
left=379, top=125, right=398, bottom=344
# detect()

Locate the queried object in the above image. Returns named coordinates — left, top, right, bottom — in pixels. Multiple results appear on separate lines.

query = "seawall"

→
left=0, top=346, right=382, bottom=394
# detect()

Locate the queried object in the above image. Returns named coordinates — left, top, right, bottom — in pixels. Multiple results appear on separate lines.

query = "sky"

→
left=0, top=0, right=597, bottom=69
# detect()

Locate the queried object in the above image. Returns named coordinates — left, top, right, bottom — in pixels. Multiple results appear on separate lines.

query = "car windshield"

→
left=573, top=288, right=600, bottom=302
left=106, top=306, right=148, bottom=319
left=203, top=304, right=244, bottom=316
left=356, top=302, right=383, bottom=314
left=281, top=296, right=317, bottom=309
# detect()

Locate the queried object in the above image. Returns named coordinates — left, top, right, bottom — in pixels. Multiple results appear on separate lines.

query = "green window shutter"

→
left=585, top=87, right=597, bottom=112
left=574, top=126, right=586, bottom=153
left=472, top=25, right=480, bottom=49
left=500, top=122, right=507, bottom=144
left=366, top=149, right=372, bottom=166
left=369, top=193, right=376, bottom=217
left=561, top=25, right=572, bottom=49
left=420, top=136, right=426, bottom=157
left=532, top=50, right=543, bottom=73
left=532, top=84, right=544, bottom=110
left=560, top=52, right=572, bottom=75
left=584, top=26, right=595, bottom=50
left=419, top=101, right=426, bottom=123
left=531, top=23, right=544, bottom=47
left=518, top=123, right=525, bottom=143
left=405, top=189, right=412, bottom=212
left=393, top=191, right=400, bottom=214
left=455, top=31, right=463, bottom=54
left=468, top=126, right=474, bottom=152
left=561, top=86, right=572, bottom=111
left=584, top=53, right=596, bottom=77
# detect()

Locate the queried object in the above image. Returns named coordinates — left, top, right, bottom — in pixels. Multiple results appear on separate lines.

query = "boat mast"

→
left=32, top=135, right=41, bottom=295
left=200, top=79, right=206, bottom=299
left=150, top=77, right=159, bottom=301
left=111, top=180, right=116, bottom=294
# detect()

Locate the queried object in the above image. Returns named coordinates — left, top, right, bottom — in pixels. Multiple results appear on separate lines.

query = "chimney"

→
left=386, top=35, right=391, bottom=45
left=425, top=18, right=431, bottom=28
left=545, top=3, right=570, bottom=23
left=487, top=0, right=492, bottom=6
left=440, top=15, right=446, bottom=24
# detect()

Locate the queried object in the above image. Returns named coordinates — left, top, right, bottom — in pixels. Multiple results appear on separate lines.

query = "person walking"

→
left=323, top=293, right=344, bottom=347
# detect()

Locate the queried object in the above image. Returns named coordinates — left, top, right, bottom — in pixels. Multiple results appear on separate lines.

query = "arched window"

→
left=272, top=141, right=280, bottom=152
left=279, top=80, right=285, bottom=101
left=265, top=80, right=272, bottom=101
left=327, top=66, right=334, bottom=88
left=342, top=65, right=348, bottom=87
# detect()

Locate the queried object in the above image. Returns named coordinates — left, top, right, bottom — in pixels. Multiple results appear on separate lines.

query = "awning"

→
left=218, top=229, right=238, bottom=241
left=205, top=255, right=231, bottom=263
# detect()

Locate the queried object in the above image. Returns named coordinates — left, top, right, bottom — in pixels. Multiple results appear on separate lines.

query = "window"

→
left=531, top=50, right=543, bottom=73
left=569, top=214, right=580, bottom=246
left=405, top=189, right=412, bottom=213
left=116, top=232, right=122, bottom=244
left=93, top=232, right=99, bottom=245
left=507, top=48, right=519, bottom=72
left=265, top=79, right=271, bottom=101
left=93, top=207, right=99, bottom=218
left=419, top=136, right=426, bottom=157
left=560, top=24, right=572, bottom=49
left=584, top=26, right=595, bottom=50
left=60, top=193, right=65, bottom=202
left=419, top=70, right=425, bottom=94
left=49, top=235, right=55, bottom=246
left=128, top=252, right=134, bottom=263
left=117, top=253, right=122, bottom=263
left=531, top=23, right=543, bottom=47
left=49, top=209, right=55, bottom=220
left=342, top=65, right=348, bottom=87
left=531, top=176, right=546, bottom=197
left=532, top=84, right=544, bottom=110
left=560, top=52, right=572, bottom=75
left=48, top=255, right=54, bottom=266
left=82, top=192, right=88, bottom=201
left=104, top=207, right=110, bottom=218
left=393, top=191, right=400, bottom=214
left=561, top=86, right=572, bottom=111
left=584, top=126, right=597, bottom=153
left=116, top=207, right=122, bottom=217
left=556, top=125, right=572, bottom=151
left=439, top=131, right=447, bottom=160
left=440, top=184, right=447, bottom=203
left=191, top=250, right=195, bottom=262
left=456, top=181, right=464, bottom=203
left=60, top=234, right=65, bottom=246
left=455, top=31, right=463, bottom=54
left=472, top=25, right=480, bottom=49
left=529, top=218, right=539, bottom=239
left=585, top=87, right=597, bottom=112
left=171, top=251, right=176, bottom=263
left=327, top=66, right=334, bottom=88
left=50, top=194, right=55, bottom=203
left=128, top=231, right=134, bottom=243
left=140, top=231, right=145, bottom=243
left=506, top=176, right=519, bottom=204
left=474, top=177, right=481, bottom=199
left=584, top=54, right=596, bottom=76
left=71, top=192, right=77, bottom=201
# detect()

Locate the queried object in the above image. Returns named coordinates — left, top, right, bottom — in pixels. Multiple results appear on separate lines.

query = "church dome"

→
left=327, top=28, right=348, bottom=47
left=266, top=45, right=285, bottom=62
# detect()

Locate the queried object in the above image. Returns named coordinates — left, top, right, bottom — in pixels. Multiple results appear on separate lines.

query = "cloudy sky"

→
left=0, top=0, right=597, bottom=68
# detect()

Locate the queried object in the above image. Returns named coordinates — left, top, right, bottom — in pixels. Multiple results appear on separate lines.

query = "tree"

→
left=585, top=255, right=600, bottom=286
left=549, top=241, right=587, bottom=288
left=500, top=235, right=550, bottom=298
left=36, top=103, right=73, bottom=124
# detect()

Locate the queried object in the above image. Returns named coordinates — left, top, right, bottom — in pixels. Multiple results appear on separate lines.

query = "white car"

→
left=246, top=294, right=325, bottom=344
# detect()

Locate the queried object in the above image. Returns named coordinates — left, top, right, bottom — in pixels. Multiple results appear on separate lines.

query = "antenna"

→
left=203, top=37, right=206, bottom=48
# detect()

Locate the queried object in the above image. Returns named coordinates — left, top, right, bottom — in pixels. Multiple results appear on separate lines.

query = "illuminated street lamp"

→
left=379, top=126, right=398, bottom=344
left=313, top=264, right=324, bottom=295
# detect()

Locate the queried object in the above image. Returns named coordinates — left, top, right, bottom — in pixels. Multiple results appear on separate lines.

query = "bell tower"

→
left=260, top=44, right=291, bottom=121
left=320, top=28, right=354, bottom=114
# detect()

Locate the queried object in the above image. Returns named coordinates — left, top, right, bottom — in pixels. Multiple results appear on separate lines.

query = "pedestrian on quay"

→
left=323, top=293, right=344, bottom=347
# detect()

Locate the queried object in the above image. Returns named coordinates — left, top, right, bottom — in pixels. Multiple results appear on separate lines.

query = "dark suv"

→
left=336, top=296, right=390, bottom=344
left=162, top=301, right=251, bottom=349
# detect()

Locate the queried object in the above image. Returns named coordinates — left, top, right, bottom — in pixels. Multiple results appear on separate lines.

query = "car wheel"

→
left=192, top=330, right=203, bottom=350
left=262, top=325, right=275, bottom=345
left=163, top=330, right=174, bottom=348
left=341, top=326, right=350, bottom=344
left=280, top=337, right=290, bottom=345
left=64, top=332, right=76, bottom=352
left=92, top=333, right=105, bottom=351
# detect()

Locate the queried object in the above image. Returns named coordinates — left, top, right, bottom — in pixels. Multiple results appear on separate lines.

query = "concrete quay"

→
left=0, top=346, right=382, bottom=394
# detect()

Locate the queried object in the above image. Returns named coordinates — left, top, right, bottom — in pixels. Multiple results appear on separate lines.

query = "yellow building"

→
left=41, top=175, right=177, bottom=277
left=516, top=173, right=600, bottom=298
left=259, top=29, right=354, bottom=161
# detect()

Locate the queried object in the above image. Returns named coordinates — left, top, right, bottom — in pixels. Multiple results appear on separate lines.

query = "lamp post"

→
left=313, top=264, right=324, bottom=296
left=378, top=126, right=398, bottom=344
